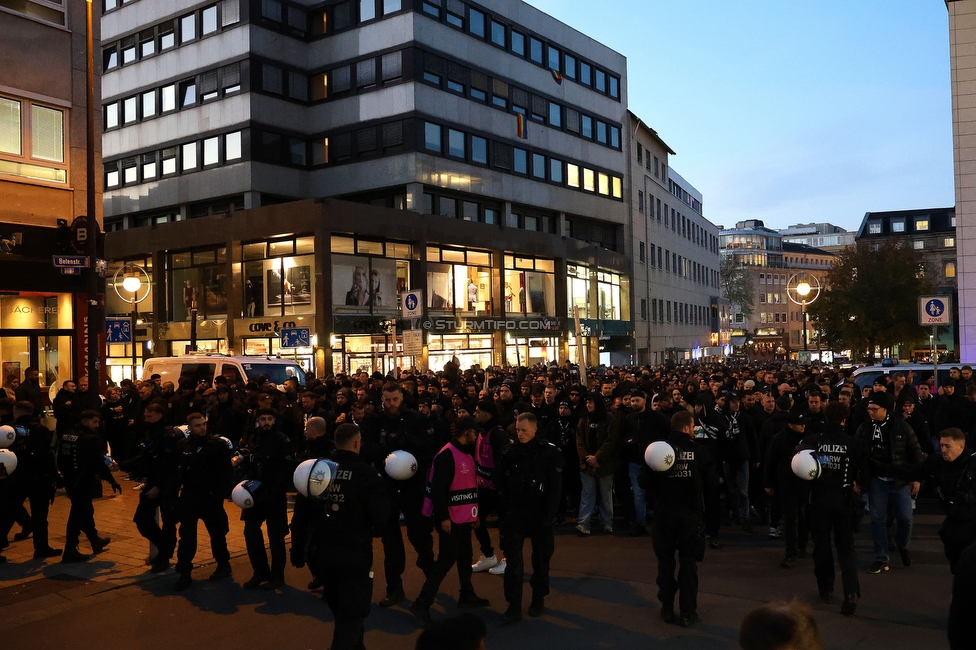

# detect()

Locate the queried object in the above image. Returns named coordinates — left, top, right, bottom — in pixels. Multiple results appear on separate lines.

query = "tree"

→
left=807, top=239, right=934, bottom=363
left=720, top=255, right=754, bottom=317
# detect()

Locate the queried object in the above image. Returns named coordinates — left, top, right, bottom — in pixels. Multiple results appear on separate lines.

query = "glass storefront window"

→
left=426, top=247, right=492, bottom=315
left=505, top=336, right=558, bottom=366
left=597, top=270, right=629, bottom=321
left=503, top=254, right=555, bottom=316
left=0, top=293, right=72, bottom=329
left=332, top=237, right=411, bottom=314
left=428, top=334, right=492, bottom=371
left=240, top=235, right=318, bottom=318
left=170, top=247, right=229, bottom=321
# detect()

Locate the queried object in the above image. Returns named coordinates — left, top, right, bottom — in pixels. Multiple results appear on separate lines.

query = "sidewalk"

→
left=0, top=475, right=252, bottom=594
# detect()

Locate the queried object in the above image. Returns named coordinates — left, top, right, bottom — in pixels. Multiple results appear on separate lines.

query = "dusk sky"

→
left=529, top=0, right=955, bottom=233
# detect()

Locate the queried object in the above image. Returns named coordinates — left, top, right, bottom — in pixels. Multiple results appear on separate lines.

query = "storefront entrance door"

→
left=0, top=331, right=74, bottom=402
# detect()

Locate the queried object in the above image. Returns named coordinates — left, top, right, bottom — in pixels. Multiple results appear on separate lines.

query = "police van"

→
left=143, top=354, right=306, bottom=388
left=844, top=362, right=952, bottom=392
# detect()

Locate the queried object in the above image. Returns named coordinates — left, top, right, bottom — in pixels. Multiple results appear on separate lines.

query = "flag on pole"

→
left=552, top=70, right=563, bottom=84
left=516, top=113, right=528, bottom=139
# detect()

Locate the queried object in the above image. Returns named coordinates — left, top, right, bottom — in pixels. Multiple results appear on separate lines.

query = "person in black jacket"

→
left=14, top=367, right=44, bottom=417
left=798, top=401, right=872, bottom=616
left=57, top=410, right=121, bottom=563
left=298, top=423, right=390, bottom=650
left=553, top=400, right=581, bottom=524
left=172, top=412, right=234, bottom=591
left=765, top=411, right=810, bottom=568
left=621, top=390, right=670, bottom=537
left=52, top=379, right=79, bottom=440
left=693, top=395, right=727, bottom=547
left=290, top=416, right=335, bottom=591
left=640, top=409, right=720, bottom=628
left=495, top=412, right=563, bottom=624
left=855, top=391, right=924, bottom=574
left=234, top=407, right=296, bottom=589
left=719, top=392, right=760, bottom=532
left=359, top=382, right=436, bottom=607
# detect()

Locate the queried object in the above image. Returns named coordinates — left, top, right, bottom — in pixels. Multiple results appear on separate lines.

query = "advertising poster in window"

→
left=266, top=263, right=311, bottom=308
left=332, top=255, right=398, bottom=310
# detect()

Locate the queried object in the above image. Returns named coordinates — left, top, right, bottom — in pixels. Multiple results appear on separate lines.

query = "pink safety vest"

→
left=474, top=427, right=499, bottom=490
left=422, top=443, right=479, bottom=524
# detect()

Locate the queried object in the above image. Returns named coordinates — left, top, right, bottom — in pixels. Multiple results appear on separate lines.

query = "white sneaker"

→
left=471, top=554, right=498, bottom=573
left=488, top=559, right=507, bottom=575
left=768, top=527, right=783, bottom=538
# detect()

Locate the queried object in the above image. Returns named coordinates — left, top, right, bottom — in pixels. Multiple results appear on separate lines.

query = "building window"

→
left=105, top=103, right=119, bottom=130
left=360, top=0, right=375, bottom=22
left=511, top=31, right=525, bottom=56
left=424, top=122, right=441, bottom=152
left=868, top=222, right=881, bottom=234
left=549, top=158, right=562, bottom=183
left=490, top=20, right=505, bottom=47
left=202, top=5, right=218, bottom=34
left=383, top=0, right=401, bottom=13
left=182, top=142, right=197, bottom=171
left=582, top=168, right=595, bottom=192
left=142, top=91, right=156, bottom=118
left=468, top=8, right=484, bottom=36
left=891, top=220, right=905, bottom=232
left=181, top=13, right=196, bottom=43
left=471, top=135, right=487, bottom=164
left=945, top=237, right=955, bottom=247
left=915, top=218, right=929, bottom=231
left=0, top=97, right=67, bottom=183
left=448, top=129, right=465, bottom=158
left=513, top=148, right=527, bottom=174
left=913, top=240, right=924, bottom=250
left=529, top=37, right=543, bottom=64
left=946, top=261, right=956, bottom=278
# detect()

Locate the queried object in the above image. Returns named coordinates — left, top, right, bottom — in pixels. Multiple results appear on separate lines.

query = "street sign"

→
left=61, top=268, right=80, bottom=275
left=402, top=290, right=423, bottom=319
left=403, top=329, right=424, bottom=356
left=70, top=215, right=97, bottom=254
left=280, top=327, right=311, bottom=348
left=53, top=255, right=89, bottom=268
left=920, top=296, right=951, bottom=326
left=105, top=317, right=132, bottom=343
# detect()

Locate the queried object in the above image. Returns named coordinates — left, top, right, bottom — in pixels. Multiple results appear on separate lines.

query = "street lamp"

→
left=113, top=263, right=150, bottom=380
left=787, top=273, right=821, bottom=355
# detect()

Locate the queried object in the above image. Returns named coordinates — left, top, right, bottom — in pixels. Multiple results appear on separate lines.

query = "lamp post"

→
left=113, top=264, right=150, bottom=380
left=787, top=273, right=821, bottom=357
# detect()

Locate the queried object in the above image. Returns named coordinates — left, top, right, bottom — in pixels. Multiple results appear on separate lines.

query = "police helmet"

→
left=0, top=425, right=15, bottom=449
left=176, top=425, right=190, bottom=437
left=385, top=450, right=419, bottom=480
left=791, top=450, right=821, bottom=481
left=231, top=479, right=263, bottom=509
left=644, top=440, right=676, bottom=472
left=0, top=449, right=18, bottom=478
left=293, top=458, right=336, bottom=499
left=218, top=436, right=235, bottom=450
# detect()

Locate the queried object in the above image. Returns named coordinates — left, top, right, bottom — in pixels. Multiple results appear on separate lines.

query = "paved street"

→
left=0, top=479, right=955, bottom=650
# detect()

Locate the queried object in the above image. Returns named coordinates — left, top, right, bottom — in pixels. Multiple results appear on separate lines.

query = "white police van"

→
left=143, top=354, right=305, bottom=388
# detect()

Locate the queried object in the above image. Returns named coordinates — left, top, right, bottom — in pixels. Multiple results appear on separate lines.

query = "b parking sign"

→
left=919, top=296, right=951, bottom=326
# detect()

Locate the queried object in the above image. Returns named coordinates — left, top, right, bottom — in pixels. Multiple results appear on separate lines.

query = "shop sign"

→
left=333, top=315, right=408, bottom=335
left=237, top=318, right=299, bottom=335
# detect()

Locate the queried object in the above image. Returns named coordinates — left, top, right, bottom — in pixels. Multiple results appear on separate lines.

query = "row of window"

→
left=645, top=298, right=712, bottom=326
left=646, top=243, right=719, bottom=289
left=0, top=95, right=67, bottom=184
left=422, top=120, right=623, bottom=199
left=104, top=63, right=242, bottom=130
left=669, top=179, right=702, bottom=215
left=418, top=0, right=620, bottom=101
left=640, top=190, right=719, bottom=254
left=105, top=131, right=243, bottom=188
left=102, top=0, right=240, bottom=73
left=1, top=0, right=65, bottom=27
left=866, top=216, right=954, bottom=235
left=635, top=143, right=666, bottom=183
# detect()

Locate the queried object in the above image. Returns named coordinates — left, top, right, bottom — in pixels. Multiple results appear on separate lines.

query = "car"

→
left=840, top=363, right=952, bottom=393
left=143, top=354, right=305, bottom=389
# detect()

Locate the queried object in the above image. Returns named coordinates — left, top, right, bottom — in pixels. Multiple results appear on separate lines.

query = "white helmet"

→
left=231, top=479, right=263, bottom=509
left=644, top=440, right=676, bottom=472
left=176, top=425, right=189, bottom=437
left=293, top=458, right=336, bottom=499
left=218, top=436, right=235, bottom=450
left=791, top=450, right=821, bottom=481
left=0, top=425, right=15, bottom=449
left=385, top=450, right=419, bottom=480
left=0, top=449, right=18, bottom=478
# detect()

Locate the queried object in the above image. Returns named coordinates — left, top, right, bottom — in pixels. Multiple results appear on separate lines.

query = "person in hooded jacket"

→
left=719, top=392, right=760, bottom=532
left=621, top=390, right=670, bottom=536
left=575, top=393, right=619, bottom=536
left=765, top=411, right=811, bottom=568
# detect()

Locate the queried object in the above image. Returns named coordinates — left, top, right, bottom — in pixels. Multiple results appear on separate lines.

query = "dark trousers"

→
left=134, top=493, right=178, bottom=563
left=809, top=498, right=859, bottom=596
left=474, top=488, right=502, bottom=557
left=242, top=493, right=289, bottom=579
left=65, top=487, right=98, bottom=550
left=940, top=516, right=976, bottom=574
left=0, top=483, right=52, bottom=551
left=652, top=510, right=702, bottom=616
left=381, top=483, right=433, bottom=595
left=418, top=522, right=474, bottom=606
left=613, top=463, right=634, bottom=523
left=175, top=496, right=230, bottom=574
left=502, top=520, right=554, bottom=606
left=560, top=451, right=582, bottom=517
left=781, top=490, right=810, bottom=557
left=320, top=545, right=373, bottom=650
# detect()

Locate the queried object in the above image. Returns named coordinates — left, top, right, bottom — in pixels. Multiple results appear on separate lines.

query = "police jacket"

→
left=576, top=415, right=620, bottom=477
left=719, top=407, right=760, bottom=465
left=303, top=449, right=390, bottom=550
left=8, top=415, right=57, bottom=490
left=639, top=431, right=719, bottom=515
left=882, top=450, right=976, bottom=521
left=495, top=436, right=563, bottom=526
left=238, top=427, right=296, bottom=495
left=621, top=408, right=670, bottom=465
left=360, top=408, right=436, bottom=486
left=799, top=424, right=871, bottom=505
left=119, top=421, right=183, bottom=498
left=177, top=434, right=233, bottom=500
left=58, top=426, right=117, bottom=495
left=856, top=415, right=924, bottom=485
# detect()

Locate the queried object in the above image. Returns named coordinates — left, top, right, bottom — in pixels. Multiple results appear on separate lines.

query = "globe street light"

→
left=113, top=263, right=151, bottom=380
left=787, top=273, right=821, bottom=354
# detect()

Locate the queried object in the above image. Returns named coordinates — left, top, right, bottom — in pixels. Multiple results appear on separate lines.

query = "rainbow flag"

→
left=516, top=113, right=528, bottom=139
left=552, top=70, right=563, bottom=84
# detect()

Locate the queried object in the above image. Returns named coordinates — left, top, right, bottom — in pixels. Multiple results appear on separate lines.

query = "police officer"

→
left=118, top=402, right=182, bottom=573
left=0, top=401, right=60, bottom=559
left=234, top=407, right=296, bottom=589
left=641, top=410, right=719, bottom=628
left=172, top=412, right=234, bottom=591
left=360, top=382, right=436, bottom=607
left=495, top=412, right=563, bottom=623
left=799, top=401, right=871, bottom=616
left=58, top=410, right=121, bottom=563
left=410, top=415, right=489, bottom=626
left=301, top=423, right=389, bottom=650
